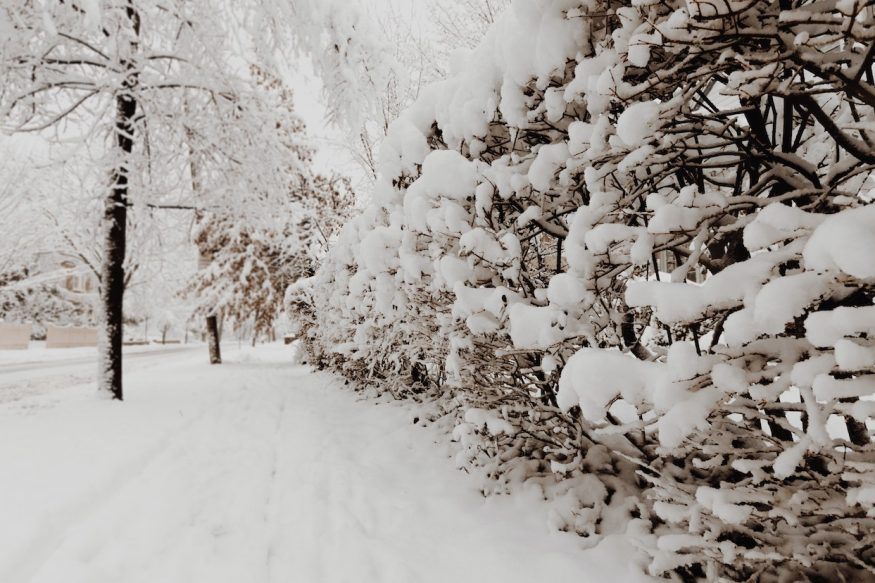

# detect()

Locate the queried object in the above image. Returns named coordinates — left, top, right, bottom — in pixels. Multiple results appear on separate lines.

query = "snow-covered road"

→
left=0, top=344, right=204, bottom=404
left=0, top=345, right=646, bottom=583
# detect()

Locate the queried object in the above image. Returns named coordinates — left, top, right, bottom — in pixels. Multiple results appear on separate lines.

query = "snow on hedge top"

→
left=557, top=344, right=722, bottom=449
left=380, top=0, right=588, bottom=179
left=403, top=150, right=477, bottom=233
left=616, top=101, right=661, bottom=147
left=803, top=205, right=875, bottom=279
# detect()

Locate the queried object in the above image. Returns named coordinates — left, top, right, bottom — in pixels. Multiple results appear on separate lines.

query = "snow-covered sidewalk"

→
left=0, top=345, right=645, bottom=583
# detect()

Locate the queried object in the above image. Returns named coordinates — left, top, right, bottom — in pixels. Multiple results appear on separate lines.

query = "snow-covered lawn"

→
left=0, top=344, right=646, bottom=583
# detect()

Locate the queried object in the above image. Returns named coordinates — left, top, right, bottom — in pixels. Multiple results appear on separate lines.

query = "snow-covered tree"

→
left=181, top=66, right=352, bottom=352
left=0, top=143, right=89, bottom=330
left=0, top=0, right=306, bottom=399
left=188, top=172, right=352, bottom=344
left=427, top=0, right=509, bottom=71
left=294, top=0, right=875, bottom=579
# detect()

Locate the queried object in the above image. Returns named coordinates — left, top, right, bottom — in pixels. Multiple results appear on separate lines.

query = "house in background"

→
left=33, top=253, right=99, bottom=297
left=60, top=259, right=97, bottom=294
left=0, top=252, right=101, bottom=347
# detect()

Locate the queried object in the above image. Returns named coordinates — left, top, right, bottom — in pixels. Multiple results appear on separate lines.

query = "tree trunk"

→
left=98, top=20, right=139, bottom=400
left=206, top=315, right=222, bottom=364
left=187, top=118, right=224, bottom=366
left=98, top=153, right=129, bottom=399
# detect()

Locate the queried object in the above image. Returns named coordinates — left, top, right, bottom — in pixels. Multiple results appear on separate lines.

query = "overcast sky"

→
left=286, top=61, right=371, bottom=189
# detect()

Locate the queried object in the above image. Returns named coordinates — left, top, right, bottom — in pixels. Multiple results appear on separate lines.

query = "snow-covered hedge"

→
left=290, top=1, right=875, bottom=578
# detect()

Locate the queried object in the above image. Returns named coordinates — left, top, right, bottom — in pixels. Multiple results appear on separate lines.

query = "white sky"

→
left=286, top=60, right=368, bottom=187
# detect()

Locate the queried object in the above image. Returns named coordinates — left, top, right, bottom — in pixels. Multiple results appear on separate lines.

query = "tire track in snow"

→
left=261, top=364, right=291, bottom=583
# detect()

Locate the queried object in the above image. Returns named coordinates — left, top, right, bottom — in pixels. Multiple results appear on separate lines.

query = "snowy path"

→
left=0, top=345, right=643, bottom=583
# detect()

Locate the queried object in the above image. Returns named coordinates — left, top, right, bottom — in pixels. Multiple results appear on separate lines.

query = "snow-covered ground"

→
left=0, top=343, right=648, bottom=583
